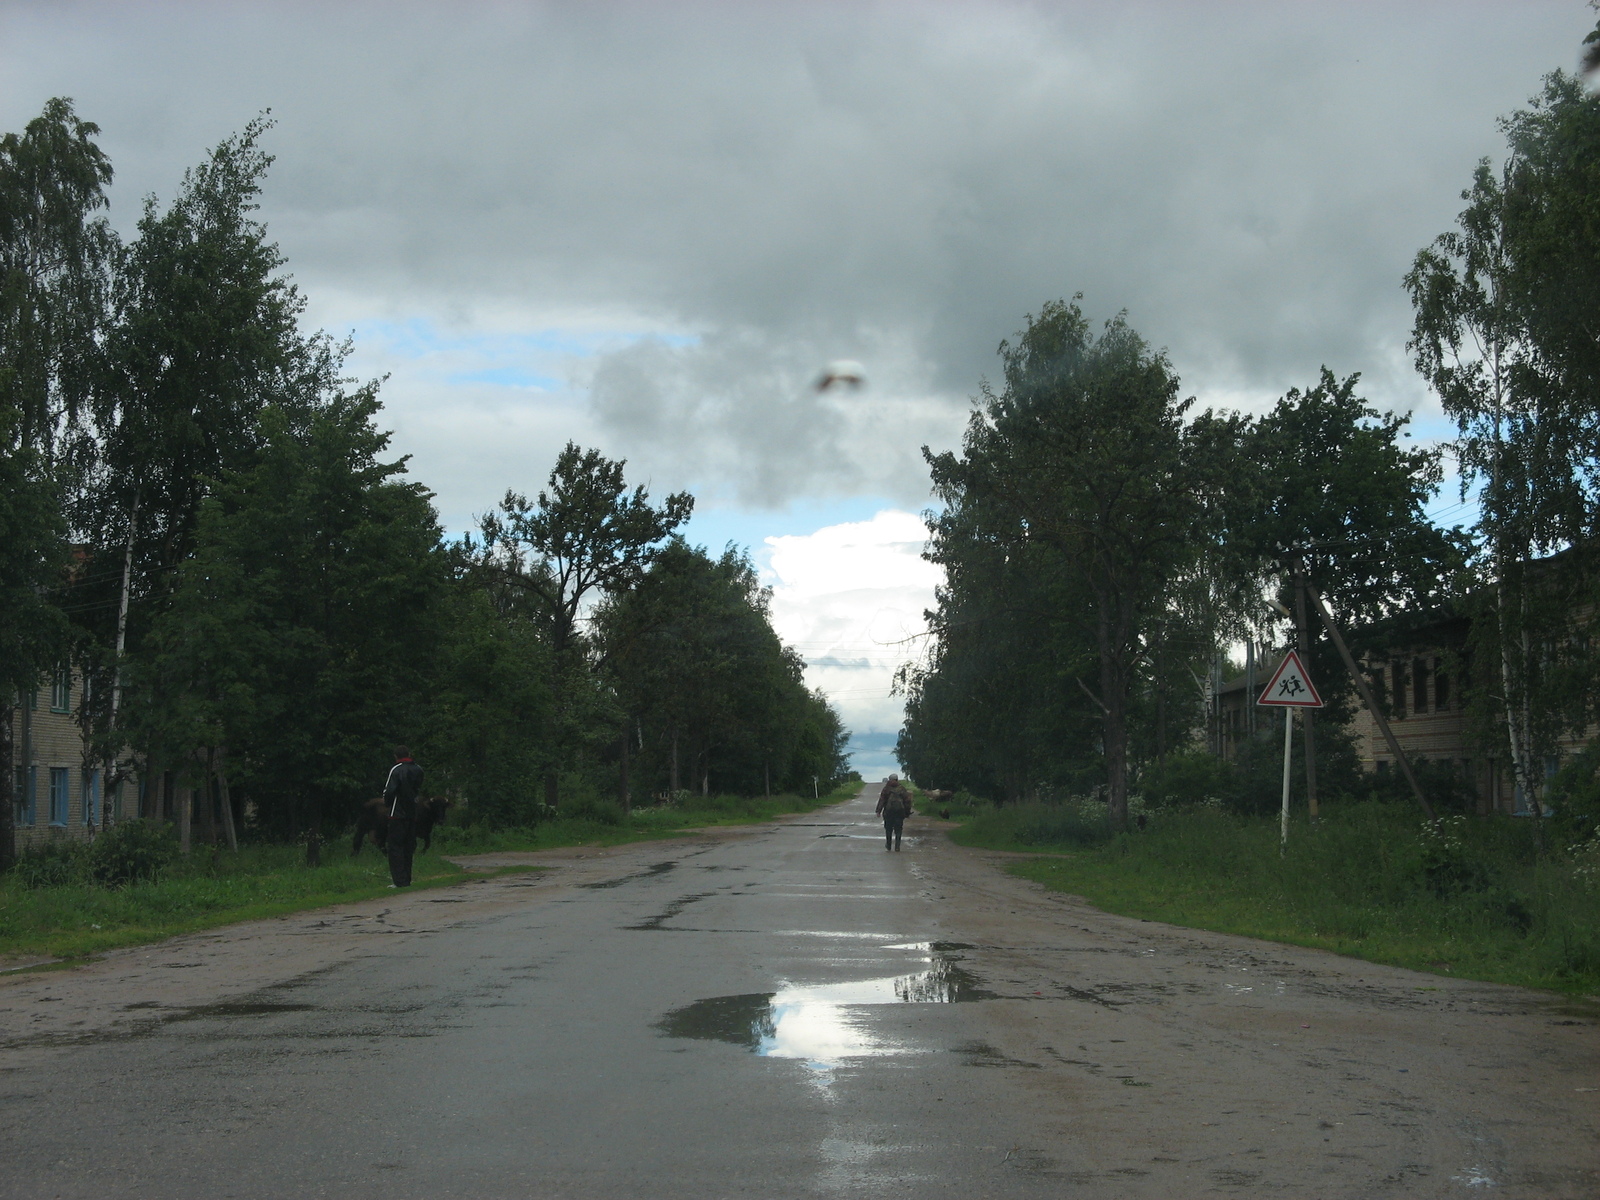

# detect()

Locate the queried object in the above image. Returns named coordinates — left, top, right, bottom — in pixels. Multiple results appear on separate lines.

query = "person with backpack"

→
left=876, top=774, right=913, bottom=851
left=382, top=745, right=424, bottom=887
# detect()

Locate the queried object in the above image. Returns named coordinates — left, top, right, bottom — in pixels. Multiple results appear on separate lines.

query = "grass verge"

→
left=948, top=799, right=1600, bottom=996
left=0, top=782, right=861, bottom=964
left=429, top=783, right=862, bottom=855
left=0, top=846, right=520, bottom=964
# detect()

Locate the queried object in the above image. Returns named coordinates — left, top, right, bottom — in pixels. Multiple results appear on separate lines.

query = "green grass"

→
left=0, top=843, right=509, bottom=963
left=949, top=799, right=1600, bottom=996
left=0, top=782, right=862, bottom=964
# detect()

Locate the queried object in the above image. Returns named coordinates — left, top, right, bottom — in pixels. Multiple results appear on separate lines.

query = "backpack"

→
left=883, top=788, right=909, bottom=818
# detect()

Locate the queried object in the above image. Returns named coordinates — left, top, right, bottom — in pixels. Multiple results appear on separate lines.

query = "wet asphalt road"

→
left=2, top=783, right=1597, bottom=1198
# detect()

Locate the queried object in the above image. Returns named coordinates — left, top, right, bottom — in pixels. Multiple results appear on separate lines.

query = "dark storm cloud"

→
left=1, top=1, right=1590, bottom=506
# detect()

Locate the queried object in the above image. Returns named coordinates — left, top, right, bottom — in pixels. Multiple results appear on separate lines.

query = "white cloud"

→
left=763, top=510, right=941, bottom=775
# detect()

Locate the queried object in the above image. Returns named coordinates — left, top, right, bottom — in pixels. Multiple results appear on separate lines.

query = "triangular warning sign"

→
left=1256, top=649, right=1323, bottom=708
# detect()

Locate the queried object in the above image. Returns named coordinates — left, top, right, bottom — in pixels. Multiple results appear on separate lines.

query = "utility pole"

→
left=1293, top=565, right=1320, bottom=820
left=1298, top=564, right=1435, bottom=820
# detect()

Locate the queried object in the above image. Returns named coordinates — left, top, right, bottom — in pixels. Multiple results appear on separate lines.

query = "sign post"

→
left=1256, top=650, right=1324, bottom=848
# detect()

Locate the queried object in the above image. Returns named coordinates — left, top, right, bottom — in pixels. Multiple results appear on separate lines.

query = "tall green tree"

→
left=0, top=98, right=113, bottom=868
left=88, top=115, right=348, bottom=805
left=898, top=513, right=1101, bottom=802
left=477, top=443, right=691, bottom=807
left=134, top=392, right=446, bottom=852
left=924, top=300, right=1234, bottom=828
left=1406, top=57, right=1600, bottom=828
left=1243, top=370, right=1460, bottom=709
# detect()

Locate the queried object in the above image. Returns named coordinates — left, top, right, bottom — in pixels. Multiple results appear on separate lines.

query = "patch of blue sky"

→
left=844, top=730, right=900, bottom=779
left=446, top=367, right=562, bottom=390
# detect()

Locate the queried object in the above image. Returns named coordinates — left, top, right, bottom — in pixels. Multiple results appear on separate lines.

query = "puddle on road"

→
left=655, top=955, right=997, bottom=1068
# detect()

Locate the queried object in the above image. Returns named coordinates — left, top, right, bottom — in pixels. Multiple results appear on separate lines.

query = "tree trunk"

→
left=199, top=756, right=217, bottom=847
left=618, top=725, right=631, bottom=814
left=1498, top=585, right=1538, bottom=839
left=306, top=808, right=322, bottom=868
left=218, top=765, right=239, bottom=852
left=0, top=703, right=14, bottom=872
left=178, top=782, right=192, bottom=854
left=669, top=728, right=679, bottom=795
left=544, top=768, right=559, bottom=811
left=1155, top=664, right=1167, bottom=766
left=1102, top=689, right=1129, bottom=831
left=763, top=756, right=770, bottom=801
left=142, top=754, right=163, bottom=820
left=103, top=499, right=136, bottom=832
left=19, top=696, right=33, bottom=840
left=1097, top=612, right=1130, bottom=832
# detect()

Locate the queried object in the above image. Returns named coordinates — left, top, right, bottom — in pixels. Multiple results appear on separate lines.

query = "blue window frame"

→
left=84, top=769, right=100, bottom=827
left=49, top=767, right=69, bottom=826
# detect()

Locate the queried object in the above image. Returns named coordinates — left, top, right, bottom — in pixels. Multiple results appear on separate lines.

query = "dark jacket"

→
left=876, top=780, right=912, bottom=819
left=384, top=759, right=424, bottom=820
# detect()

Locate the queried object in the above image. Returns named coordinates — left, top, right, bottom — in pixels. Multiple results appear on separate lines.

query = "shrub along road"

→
left=0, top=784, right=1594, bottom=1198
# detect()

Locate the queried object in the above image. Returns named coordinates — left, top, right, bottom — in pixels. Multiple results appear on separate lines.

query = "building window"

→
left=1435, top=659, right=1451, bottom=710
left=49, top=668, right=71, bottom=713
left=1412, top=658, right=1429, bottom=714
left=84, top=769, right=100, bottom=827
left=1391, top=663, right=1406, bottom=719
left=49, top=767, right=69, bottom=826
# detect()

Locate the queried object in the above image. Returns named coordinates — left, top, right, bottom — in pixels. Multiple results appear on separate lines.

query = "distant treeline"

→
left=0, top=104, right=849, bottom=866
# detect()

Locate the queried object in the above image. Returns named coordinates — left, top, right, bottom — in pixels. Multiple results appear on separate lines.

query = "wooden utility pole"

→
left=1298, top=565, right=1435, bottom=820
left=1293, top=566, right=1320, bottom=820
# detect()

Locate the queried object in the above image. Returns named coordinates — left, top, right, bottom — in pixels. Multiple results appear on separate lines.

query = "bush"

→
left=11, top=839, right=90, bottom=889
left=1415, top=814, right=1493, bottom=897
left=89, top=819, right=178, bottom=887
left=1137, top=750, right=1235, bottom=808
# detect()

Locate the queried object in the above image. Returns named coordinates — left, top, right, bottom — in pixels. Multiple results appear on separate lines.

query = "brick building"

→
left=11, top=667, right=120, bottom=846
left=1210, top=610, right=1556, bottom=815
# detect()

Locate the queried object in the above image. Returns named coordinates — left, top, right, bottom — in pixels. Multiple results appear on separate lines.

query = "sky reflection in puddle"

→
left=656, top=956, right=995, bottom=1068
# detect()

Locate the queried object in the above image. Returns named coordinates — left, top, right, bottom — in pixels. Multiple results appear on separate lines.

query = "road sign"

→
left=1256, top=649, right=1323, bottom=708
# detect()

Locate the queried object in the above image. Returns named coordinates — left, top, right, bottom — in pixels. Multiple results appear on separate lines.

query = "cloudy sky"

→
left=2, top=1, right=1591, bottom=774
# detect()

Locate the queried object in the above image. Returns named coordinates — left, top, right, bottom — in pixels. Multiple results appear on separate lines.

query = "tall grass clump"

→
left=954, top=798, right=1115, bottom=849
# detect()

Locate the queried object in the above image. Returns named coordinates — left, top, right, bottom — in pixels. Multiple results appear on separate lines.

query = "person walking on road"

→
left=383, top=745, right=424, bottom=887
left=876, top=774, right=912, bottom=852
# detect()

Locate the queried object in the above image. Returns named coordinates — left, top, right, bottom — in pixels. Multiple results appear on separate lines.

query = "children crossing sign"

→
left=1256, top=650, right=1323, bottom=708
